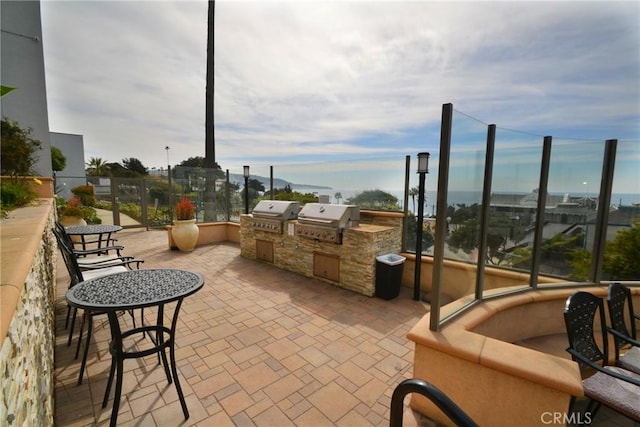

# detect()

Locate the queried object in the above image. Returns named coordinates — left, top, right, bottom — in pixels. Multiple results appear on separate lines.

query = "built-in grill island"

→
left=240, top=202, right=403, bottom=296
left=252, top=200, right=300, bottom=233
left=296, top=203, right=360, bottom=244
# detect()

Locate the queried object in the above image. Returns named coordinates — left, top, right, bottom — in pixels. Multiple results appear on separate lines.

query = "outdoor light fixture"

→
left=414, top=152, right=430, bottom=301
left=417, top=152, right=430, bottom=174
left=243, top=165, right=250, bottom=214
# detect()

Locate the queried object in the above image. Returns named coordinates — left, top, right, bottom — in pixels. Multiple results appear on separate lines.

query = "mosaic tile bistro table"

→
left=66, top=268, right=204, bottom=427
left=64, top=224, right=123, bottom=251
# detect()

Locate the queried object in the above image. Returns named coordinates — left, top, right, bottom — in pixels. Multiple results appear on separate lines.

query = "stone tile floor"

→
left=54, top=228, right=636, bottom=426
left=54, top=229, right=433, bottom=426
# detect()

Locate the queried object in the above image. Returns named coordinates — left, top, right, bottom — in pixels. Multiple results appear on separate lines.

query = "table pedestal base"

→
left=103, top=301, right=188, bottom=427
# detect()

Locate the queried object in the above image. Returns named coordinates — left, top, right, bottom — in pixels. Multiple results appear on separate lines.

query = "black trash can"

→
left=375, top=254, right=406, bottom=300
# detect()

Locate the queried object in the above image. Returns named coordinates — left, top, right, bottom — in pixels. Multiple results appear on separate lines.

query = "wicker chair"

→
left=606, top=283, right=640, bottom=375
left=564, top=291, right=640, bottom=422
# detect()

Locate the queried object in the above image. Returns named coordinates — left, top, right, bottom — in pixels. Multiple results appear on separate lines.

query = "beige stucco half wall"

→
left=406, top=285, right=640, bottom=426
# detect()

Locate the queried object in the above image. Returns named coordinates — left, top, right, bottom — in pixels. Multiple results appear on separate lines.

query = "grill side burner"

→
left=295, top=203, right=360, bottom=243
left=252, top=200, right=300, bottom=233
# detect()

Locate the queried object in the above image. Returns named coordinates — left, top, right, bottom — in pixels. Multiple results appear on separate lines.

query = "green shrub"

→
left=81, top=206, right=101, bottom=224
left=118, top=202, right=142, bottom=222
left=95, top=200, right=112, bottom=210
left=71, top=185, right=97, bottom=206
left=1, top=118, right=42, bottom=177
left=0, top=179, right=36, bottom=210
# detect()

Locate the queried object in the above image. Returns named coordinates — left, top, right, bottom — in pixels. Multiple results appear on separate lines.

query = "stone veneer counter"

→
left=240, top=213, right=402, bottom=296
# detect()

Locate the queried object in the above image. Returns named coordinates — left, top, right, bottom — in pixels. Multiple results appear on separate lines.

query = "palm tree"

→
left=86, top=157, right=109, bottom=176
left=409, top=186, right=419, bottom=212
left=334, top=192, right=342, bottom=204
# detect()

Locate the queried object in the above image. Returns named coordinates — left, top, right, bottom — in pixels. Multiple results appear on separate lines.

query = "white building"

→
left=50, top=132, right=86, bottom=199
left=1, top=0, right=52, bottom=177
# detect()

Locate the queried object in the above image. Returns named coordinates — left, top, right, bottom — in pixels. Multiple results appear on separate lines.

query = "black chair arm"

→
left=567, top=348, right=640, bottom=387
left=78, top=255, right=135, bottom=266
left=607, top=327, right=640, bottom=348
left=79, top=259, right=145, bottom=271
left=73, top=245, right=125, bottom=257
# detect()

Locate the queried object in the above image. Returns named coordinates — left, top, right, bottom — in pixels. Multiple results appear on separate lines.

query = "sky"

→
left=40, top=1, right=640, bottom=194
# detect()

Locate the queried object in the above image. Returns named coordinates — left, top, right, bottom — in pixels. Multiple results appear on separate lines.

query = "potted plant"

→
left=171, top=196, right=199, bottom=252
left=58, top=196, right=87, bottom=227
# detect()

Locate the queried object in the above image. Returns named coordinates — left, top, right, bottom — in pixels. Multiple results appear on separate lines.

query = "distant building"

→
left=50, top=132, right=86, bottom=199
left=1, top=1, right=52, bottom=177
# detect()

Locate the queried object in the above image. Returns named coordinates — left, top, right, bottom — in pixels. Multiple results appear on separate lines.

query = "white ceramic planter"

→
left=171, top=219, right=199, bottom=252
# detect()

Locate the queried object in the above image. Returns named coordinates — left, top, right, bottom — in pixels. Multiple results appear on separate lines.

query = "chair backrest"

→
left=53, top=226, right=85, bottom=287
left=564, top=291, right=609, bottom=368
left=55, top=221, right=76, bottom=248
left=607, top=283, right=638, bottom=349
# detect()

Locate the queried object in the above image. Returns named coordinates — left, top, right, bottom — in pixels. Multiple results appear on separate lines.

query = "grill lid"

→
left=297, top=203, right=360, bottom=229
left=252, top=200, right=300, bottom=220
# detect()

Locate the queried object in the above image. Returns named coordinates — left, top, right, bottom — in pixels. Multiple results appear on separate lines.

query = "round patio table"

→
left=66, top=268, right=204, bottom=427
left=64, top=224, right=123, bottom=251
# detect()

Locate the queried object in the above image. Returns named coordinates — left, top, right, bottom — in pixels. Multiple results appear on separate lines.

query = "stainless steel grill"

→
left=252, top=200, right=300, bottom=233
left=295, top=203, right=360, bottom=244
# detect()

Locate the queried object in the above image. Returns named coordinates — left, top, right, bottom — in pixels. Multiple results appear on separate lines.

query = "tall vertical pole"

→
left=205, top=0, right=215, bottom=165
left=591, top=139, right=617, bottom=282
left=430, top=103, right=452, bottom=331
left=414, top=171, right=426, bottom=301
left=244, top=176, right=249, bottom=214
left=270, top=166, right=274, bottom=200
left=204, top=0, right=217, bottom=221
left=530, top=136, right=552, bottom=288
left=243, top=165, right=250, bottom=215
left=166, top=146, right=172, bottom=221
left=414, top=152, right=430, bottom=301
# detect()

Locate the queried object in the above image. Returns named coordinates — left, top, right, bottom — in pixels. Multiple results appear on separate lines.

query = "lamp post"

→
left=414, top=152, right=430, bottom=301
left=243, top=165, right=250, bottom=214
left=166, top=146, right=172, bottom=221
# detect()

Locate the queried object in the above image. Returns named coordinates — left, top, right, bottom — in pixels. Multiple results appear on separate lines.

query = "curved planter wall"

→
left=406, top=285, right=640, bottom=426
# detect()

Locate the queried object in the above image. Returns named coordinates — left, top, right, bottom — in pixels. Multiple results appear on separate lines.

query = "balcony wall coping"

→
left=0, top=198, right=55, bottom=347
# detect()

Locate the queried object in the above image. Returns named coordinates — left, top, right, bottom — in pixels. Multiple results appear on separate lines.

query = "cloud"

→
left=41, top=0, right=639, bottom=178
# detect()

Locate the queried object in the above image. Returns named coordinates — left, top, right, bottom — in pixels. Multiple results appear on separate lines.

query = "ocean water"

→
left=294, top=187, right=639, bottom=213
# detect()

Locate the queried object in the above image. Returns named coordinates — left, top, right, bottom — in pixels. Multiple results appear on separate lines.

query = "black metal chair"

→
left=54, top=226, right=144, bottom=384
left=55, top=221, right=125, bottom=263
left=606, top=283, right=640, bottom=375
left=564, top=291, right=640, bottom=422
left=55, top=222, right=141, bottom=330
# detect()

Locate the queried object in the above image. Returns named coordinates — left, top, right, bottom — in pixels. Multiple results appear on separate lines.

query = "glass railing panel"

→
left=485, top=128, right=544, bottom=286
left=602, top=139, right=640, bottom=282
left=440, top=110, right=487, bottom=267
left=428, top=110, right=487, bottom=303
left=143, top=175, right=172, bottom=227
left=545, top=138, right=605, bottom=281
left=167, top=166, right=230, bottom=222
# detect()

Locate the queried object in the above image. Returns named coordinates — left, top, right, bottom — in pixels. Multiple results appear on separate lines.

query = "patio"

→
left=54, top=228, right=432, bottom=426
left=53, top=228, right=634, bottom=427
